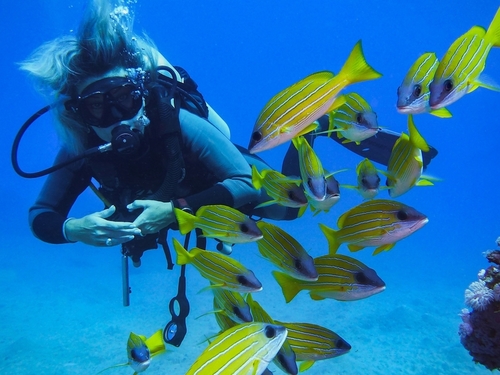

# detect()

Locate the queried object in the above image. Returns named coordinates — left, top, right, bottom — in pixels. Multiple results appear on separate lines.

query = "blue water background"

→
left=1, top=1, right=499, bottom=374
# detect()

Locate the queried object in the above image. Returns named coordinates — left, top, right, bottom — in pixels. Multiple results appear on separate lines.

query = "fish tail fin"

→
left=172, top=238, right=194, bottom=265
left=174, top=208, right=196, bottom=234
left=251, top=165, right=265, bottom=190
left=407, top=115, right=430, bottom=152
left=146, top=330, right=167, bottom=357
left=486, top=6, right=500, bottom=47
left=272, top=270, right=301, bottom=303
left=337, top=40, right=383, bottom=84
left=319, top=223, right=341, bottom=254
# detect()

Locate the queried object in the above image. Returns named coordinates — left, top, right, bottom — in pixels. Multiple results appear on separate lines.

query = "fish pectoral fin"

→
left=429, top=107, right=452, bottom=118
left=299, top=360, right=316, bottom=372
left=373, top=243, right=395, bottom=255
left=96, top=362, right=130, bottom=374
left=254, top=200, right=277, bottom=209
left=473, top=73, right=500, bottom=92
left=347, top=243, right=365, bottom=252
left=198, top=283, right=225, bottom=294
left=294, top=122, right=320, bottom=137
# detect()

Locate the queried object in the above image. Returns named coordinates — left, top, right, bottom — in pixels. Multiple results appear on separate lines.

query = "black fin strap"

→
left=163, top=231, right=191, bottom=347
left=158, top=228, right=174, bottom=270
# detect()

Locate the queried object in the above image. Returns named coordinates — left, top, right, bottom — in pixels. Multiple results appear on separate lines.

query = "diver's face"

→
left=76, top=68, right=149, bottom=142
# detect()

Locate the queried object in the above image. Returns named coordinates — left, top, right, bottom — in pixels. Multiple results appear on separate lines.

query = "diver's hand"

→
left=127, top=200, right=176, bottom=235
left=64, top=205, right=142, bottom=247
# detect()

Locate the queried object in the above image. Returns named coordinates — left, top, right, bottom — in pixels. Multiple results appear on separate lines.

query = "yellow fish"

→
left=273, top=253, right=385, bottom=303
left=249, top=40, right=382, bottom=153
left=342, top=158, right=381, bottom=200
left=174, top=205, right=263, bottom=243
left=385, top=115, right=434, bottom=198
left=292, top=135, right=328, bottom=202
left=172, top=238, right=263, bottom=293
left=397, top=52, right=452, bottom=118
left=98, top=330, right=166, bottom=375
left=256, top=221, right=318, bottom=281
left=251, top=165, right=308, bottom=215
left=212, top=288, right=253, bottom=323
left=246, top=294, right=298, bottom=375
left=429, top=7, right=500, bottom=109
left=308, top=172, right=341, bottom=214
left=274, top=321, right=351, bottom=372
left=319, top=199, right=428, bottom=255
left=185, top=322, right=288, bottom=375
left=328, top=92, right=380, bottom=144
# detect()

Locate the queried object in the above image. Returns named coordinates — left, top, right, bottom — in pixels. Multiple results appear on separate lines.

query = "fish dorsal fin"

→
left=407, top=115, right=429, bottom=152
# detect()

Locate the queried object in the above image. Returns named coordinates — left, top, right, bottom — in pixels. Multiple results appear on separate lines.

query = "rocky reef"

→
left=459, top=238, right=500, bottom=370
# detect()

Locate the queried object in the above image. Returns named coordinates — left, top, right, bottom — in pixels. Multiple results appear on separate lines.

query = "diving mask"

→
left=65, top=77, right=144, bottom=128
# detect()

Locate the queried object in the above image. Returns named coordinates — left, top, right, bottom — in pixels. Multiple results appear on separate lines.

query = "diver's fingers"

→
left=96, top=205, right=116, bottom=219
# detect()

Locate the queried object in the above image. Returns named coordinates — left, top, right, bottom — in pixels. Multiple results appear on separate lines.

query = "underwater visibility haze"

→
left=1, top=1, right=499, bottom=374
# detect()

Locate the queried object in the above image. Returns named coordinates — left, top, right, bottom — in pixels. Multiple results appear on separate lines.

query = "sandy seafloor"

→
left=1, top=0, right=500, bottom=374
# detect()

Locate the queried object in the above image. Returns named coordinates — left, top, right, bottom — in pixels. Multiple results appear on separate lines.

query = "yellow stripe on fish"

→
left=246, top=294, right=298, bottom=375
left=174, top=205, right=263, bottom=243
left=249, top=40, right=382, bottom=153
left=172, top=238, right=263, bottom=293
left=429, top=7, right=500, bottom=109
left=273, top=253, right=386, bottom=303
left=329, top=92, right=380, bottom=144
left=397, top=52, right=452, bottom=118
left=185, top=322, right=288, bottom=375
left=256, top=221, right=318, bottom=281
left=319, top=198, right=428, bottom=255
left=385, top=115, right=434, bottom=198
left=274, top=321, right=351, bottom=372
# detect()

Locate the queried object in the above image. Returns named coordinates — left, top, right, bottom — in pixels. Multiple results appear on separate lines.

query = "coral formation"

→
left=459, top=244, right=500, bottom=371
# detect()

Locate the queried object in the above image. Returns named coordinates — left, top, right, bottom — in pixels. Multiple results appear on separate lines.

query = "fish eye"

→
left=355, top=271, right=368, bottom=284
left=413, top=84, right=422, bottom=97
left=444, top=79, right=454, bottom=92
left=294, top=258, right=303, bottom=271
left=240, top=223, right=249, bottom=233
left=307, top=178, right=313, bottom=189
left=356, top=113, right=363, bottom=123
left=336, top=338, right=352, bottom=350
left=397, top=209, right=408, bottom=220
left=233, top=306, right=244, bottom=320
left=251, top=131, right=262, bottom=141
left=237, top=274, right=251, bottom=286
left=264, top=325, right=277, bottom=338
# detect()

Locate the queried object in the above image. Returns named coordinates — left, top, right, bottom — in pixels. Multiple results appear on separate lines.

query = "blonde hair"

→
left=19, top=0, right=157, bottom=154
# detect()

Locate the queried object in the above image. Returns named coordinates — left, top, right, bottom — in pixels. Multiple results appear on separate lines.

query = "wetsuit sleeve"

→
left=29, top=149, right=91, bottom=244
left=174, top=109, right=259, bottom=212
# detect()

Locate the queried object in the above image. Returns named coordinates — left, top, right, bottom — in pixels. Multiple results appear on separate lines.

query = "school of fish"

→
left=105, top=7, right=500, bottom=375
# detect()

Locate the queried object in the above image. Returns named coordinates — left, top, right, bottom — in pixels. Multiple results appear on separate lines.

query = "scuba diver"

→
left=14, top=0, right=437, bottom=347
